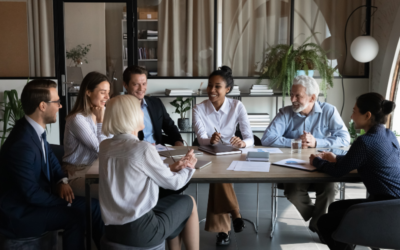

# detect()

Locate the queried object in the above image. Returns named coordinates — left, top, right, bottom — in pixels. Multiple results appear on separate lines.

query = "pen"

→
left=214, top=127, right=224, bottom=144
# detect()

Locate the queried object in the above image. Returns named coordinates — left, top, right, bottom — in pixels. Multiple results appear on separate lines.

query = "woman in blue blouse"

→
left=309, top=92, right=400, bottom=249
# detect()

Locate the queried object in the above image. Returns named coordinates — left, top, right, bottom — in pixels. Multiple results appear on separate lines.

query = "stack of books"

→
left=228, top=85, right=240, bottom=96
left=248, top=113, right=270, bottom=131
left=250, top=85, right=273, bottom=95
left=138, top=47, right=156, bottom=60
left=165, top=88, right=193, bottom=96
left=147, top=30, right=158, bottom=40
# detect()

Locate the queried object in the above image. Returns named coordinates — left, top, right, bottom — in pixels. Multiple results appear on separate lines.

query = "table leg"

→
left=85, top=179, right=92, bottom=250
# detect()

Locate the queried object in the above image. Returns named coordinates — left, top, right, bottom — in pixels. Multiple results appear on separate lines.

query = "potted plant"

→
left=258, top=35, right=336, bottom=98
left=66, top=44, right=91, bottom=67
left=0, top=89, right=24, bottom=146
left=170, top=97, right=193, bottom=131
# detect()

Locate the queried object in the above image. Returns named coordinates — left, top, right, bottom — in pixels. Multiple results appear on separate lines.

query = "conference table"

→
left=84, top=146, right=360, bottom=249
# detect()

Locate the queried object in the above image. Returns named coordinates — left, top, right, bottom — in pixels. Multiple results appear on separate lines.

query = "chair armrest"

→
left=332, top=199, right=400, bottom=249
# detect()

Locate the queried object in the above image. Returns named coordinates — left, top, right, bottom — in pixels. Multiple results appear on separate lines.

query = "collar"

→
left=207, top=97, right=229, bottom=115
left=141, top=98, right=147, bottom=108
left=112, top=133, right=139, bottom=141
left=294, top=101, right=322, bottom=117
left=25, top=115, right=45, bottom=140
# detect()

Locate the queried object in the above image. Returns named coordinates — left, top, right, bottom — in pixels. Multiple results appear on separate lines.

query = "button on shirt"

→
left=193, top=98, right=254, bottom=147
left=141, top=99, right=156, bottom=144
left=261, top=101, right=350, bottom=148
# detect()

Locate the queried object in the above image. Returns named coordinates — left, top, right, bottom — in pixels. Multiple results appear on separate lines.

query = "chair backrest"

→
left=49, top=144, right=64, bottom=165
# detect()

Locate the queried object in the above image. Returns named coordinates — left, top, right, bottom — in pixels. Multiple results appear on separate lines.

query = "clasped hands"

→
left=169, top=149, right=198, bottom=172
left=210, top=132, right=246, bottom=148
left=309, top=151, right=337, bottom=165
left=299, top=131, right=316, bottom=149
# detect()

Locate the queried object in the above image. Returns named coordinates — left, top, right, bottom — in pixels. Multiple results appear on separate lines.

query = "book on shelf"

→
left=147, top=37, right=158, bottom=40
left=227, top=85, right=240, bottom=95
left=165, top=88, right=193, bottom=96
left=250, top=89, right=273, bottom=93
left=251, top=84, right=269, bottom=89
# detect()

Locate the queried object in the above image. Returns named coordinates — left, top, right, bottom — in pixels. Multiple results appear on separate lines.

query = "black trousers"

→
left=318, top=197, right=390, bottom=250
left=9, top=197, right=104, bottom=250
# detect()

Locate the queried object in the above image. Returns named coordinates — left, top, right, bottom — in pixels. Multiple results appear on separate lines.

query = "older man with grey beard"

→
left=261, top=75, right=350, bottom=237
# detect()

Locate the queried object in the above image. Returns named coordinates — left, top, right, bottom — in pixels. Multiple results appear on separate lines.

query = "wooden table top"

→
left=86, top=146, right=360, bottom=183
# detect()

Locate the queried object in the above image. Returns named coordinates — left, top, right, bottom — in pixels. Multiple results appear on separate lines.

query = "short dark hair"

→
left=123, top=65, right=148, bottom=85
left=21, top=79, right=57, bottom=115
left=209, top=66, right=234, bottom=93
left=356, top=92, right=396, bottom=126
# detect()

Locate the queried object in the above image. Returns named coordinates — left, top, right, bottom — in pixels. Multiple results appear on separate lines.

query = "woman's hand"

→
left=230, top=136, right=246, bottom=148
left=210, top=132, right=222, bottom=145
left=320, top=152, right=337, bottom=163
left=309, top=154, right=319, bottom=165
left=91, top=105, right=105, bottom=123
left=169, top=149, right=198, bottom=172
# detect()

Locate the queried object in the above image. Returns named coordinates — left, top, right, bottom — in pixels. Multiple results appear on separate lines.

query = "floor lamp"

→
left=340, top=5, right=379, bottom=116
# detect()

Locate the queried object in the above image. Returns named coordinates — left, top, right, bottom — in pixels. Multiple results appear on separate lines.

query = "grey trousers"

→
left=284, top=183, right=338, bottom=232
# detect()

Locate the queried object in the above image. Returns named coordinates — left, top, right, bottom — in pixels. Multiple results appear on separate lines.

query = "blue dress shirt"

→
left=261, top=101, right=350, bottom=148
left=141, top=99, right=156, bottom=144
left=313, top=125, right=400, bottom=199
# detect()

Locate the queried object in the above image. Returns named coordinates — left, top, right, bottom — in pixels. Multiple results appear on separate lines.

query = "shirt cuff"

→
left=243, top=138, right=254, bottom=148
left=285, top=139, right=292, bottom=148
left=315, top=138, right=328, bottom=148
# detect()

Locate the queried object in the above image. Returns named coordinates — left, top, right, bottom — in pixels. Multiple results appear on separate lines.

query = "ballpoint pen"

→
left=214, top=127, right=224, bottom=144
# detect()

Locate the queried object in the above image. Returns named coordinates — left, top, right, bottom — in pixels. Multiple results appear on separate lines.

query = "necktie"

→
left=42, top=132, right=50, bottom=180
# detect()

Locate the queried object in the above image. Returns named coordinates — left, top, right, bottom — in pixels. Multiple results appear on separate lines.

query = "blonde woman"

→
left=62, top=71, right=112, bottom=198
left=99, top=95, right=199, bottom=250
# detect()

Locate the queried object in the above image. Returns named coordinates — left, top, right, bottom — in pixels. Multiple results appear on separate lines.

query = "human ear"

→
left=86, top=90, right=91, bottom=98
left=39, top=102, right=46, bottom=112
left=365, top=111, right=372, bottom=122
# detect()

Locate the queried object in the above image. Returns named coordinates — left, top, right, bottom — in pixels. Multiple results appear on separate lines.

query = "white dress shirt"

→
left=193, top=98, right=254, bottom=147
left=63, top=113, right=112, bottom=166
left=99, top=134, right=195, bottom=225
left=25, top=115, right=46, bottom=162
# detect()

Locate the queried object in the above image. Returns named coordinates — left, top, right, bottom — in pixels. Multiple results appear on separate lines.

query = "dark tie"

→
left=138, top=130, right=144, bottom=141
left=42, top=132, right=50, bottom=181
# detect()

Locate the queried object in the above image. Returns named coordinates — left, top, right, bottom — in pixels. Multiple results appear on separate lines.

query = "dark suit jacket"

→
left=140, top=96, right=183, bottom=145
left=0, top=117, right=68, bottom=238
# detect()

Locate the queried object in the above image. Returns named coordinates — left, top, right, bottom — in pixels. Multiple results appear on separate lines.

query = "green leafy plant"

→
left=170, top=97, right=193, bottom=119
left=393, top=130, right=400, bottom=137
left=0, top=90, right=24, bottom=146
left=349, top=119, right=357, bottom=139
left=258, top=34, right=337, bottom=98
left=66, top=44, right=92, bottom=67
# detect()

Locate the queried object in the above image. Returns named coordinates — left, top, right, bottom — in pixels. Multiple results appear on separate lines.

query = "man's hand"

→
left=230, top=136, right=246, bottom=148
left=300, top=131, right=316, bottom=148
left=174, top=141, right=184, bottom=146
left=320, top=152, right=337, bottom=163
left=169, top=149, right=198, bottom=172
left=57, top=183, right=75, bottom=204
left=210, top=132, right=222, bottom=145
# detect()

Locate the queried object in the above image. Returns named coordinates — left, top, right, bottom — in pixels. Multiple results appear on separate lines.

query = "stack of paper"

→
left=165, top=88, right=193, bottom=96
left=227, top=160, right=270, bottom=172
left=248, top=113, right=270, bottom=131
left=250, top=84, right=274, bottom=95
left=228, top=85, right=240, bottom=96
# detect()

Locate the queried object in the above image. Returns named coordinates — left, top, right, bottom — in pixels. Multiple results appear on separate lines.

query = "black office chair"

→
left=332, top=199, right=400, bottom=249
left=49, top=144, right=64, bottom=165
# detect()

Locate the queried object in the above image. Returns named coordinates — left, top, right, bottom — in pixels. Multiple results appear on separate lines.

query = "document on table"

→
left=227, top=161, right=270, bottom=172
left=240, top=147, right=283, bottom=154
left=273, top=158, right=316, bottom=172
left=155, top=144, right=175, bottom=152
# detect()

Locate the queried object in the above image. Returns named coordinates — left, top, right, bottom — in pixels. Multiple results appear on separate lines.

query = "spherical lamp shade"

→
left=350, top=36, right=379, bottom=63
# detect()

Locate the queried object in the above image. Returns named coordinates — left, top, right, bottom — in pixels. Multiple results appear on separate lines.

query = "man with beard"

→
left=261, top=75, right=350, bottom=237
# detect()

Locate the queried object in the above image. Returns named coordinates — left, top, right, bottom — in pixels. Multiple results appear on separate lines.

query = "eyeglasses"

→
left=46, top=99, right=61, bottom=107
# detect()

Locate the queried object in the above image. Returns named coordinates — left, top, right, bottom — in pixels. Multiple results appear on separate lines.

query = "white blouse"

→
left=193, top=98, right=254, bottom=147
left=63, top=113, right=112, bottom=166
left=99, top=134, right=195, bottom=225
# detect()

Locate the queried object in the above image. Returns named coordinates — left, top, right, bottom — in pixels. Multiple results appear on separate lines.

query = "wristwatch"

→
left=61, top=177, right=69, bottom=184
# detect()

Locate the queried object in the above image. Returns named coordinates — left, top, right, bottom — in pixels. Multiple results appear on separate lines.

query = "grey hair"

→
left=292, top=75, right=320, bottom=98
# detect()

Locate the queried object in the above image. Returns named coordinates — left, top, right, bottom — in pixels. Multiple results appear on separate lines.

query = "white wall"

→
left=64, top=3, right=107, bottom=76
left=0, top=79, right=60, bottom=145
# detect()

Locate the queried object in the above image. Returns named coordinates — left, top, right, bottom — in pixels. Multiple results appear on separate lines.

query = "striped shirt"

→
left=99, top=134, right=195, bottom=225
left=63, top=113, right=113, bottom=166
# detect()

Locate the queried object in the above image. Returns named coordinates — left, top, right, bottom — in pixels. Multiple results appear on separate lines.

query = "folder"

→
left=198, top=144, right=241, bottom=155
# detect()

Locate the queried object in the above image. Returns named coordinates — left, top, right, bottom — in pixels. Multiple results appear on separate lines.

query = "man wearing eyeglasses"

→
left=0, top=80, right=103, bottom=250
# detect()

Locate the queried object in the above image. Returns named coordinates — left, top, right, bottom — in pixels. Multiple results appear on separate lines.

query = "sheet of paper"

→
left=240, top=147, right=283, bottom=154
left=155, top=144, right=175, bottom=152
left=273, top=158, right=316, bottom=171
left=227, top=161, right=270, bottom=172
left=234, top=161, right=270, bottom=172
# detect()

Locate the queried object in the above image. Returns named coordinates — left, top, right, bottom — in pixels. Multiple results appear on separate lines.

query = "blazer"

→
left=0, top=117, right=68, bottom=238
left=139, top=96, right=183, bottom=145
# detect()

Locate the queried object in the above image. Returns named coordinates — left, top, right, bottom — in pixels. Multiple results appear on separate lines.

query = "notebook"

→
left=246, top=152, right=270, bottom=161
left=158, top=149, right=203, bottom=158
left=272, top=158, right=317, bottom=172
left=198, top=144, right=241, bottom=155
